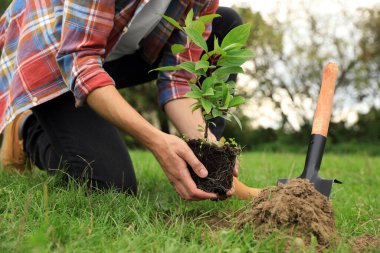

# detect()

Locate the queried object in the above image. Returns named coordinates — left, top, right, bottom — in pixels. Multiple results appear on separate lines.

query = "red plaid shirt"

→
left=0, top=0, right=218, bottom=132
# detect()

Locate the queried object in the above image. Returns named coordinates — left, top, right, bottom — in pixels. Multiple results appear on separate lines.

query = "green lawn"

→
left=0, top=151, right=379, bottom=252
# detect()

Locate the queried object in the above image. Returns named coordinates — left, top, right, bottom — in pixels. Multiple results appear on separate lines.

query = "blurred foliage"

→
left=0, top=0, right=11, bottom=15
left=223, top=107, right=380, bottom=155
left=236, top=4, right=380, bottom=131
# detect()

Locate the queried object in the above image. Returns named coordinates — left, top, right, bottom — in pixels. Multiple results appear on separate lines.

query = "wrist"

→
left=143, top=130, right=166, bottom=153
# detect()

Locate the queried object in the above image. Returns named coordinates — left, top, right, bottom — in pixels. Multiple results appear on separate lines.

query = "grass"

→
left=0, top=151, right=379, bottom=252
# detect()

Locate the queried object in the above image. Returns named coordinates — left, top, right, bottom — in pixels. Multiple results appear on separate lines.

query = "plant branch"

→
left=204, top=121, right=209, bottom=139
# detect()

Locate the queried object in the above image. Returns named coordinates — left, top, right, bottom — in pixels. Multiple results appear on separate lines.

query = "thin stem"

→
left=186, top=37, right=193, bottom=62
left=204, top=121, right=209, bottom=139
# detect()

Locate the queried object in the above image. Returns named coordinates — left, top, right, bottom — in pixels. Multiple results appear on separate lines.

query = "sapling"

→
left=152, top=9, right=253, bottom=140
left=151, top=9, right=254, bottom=195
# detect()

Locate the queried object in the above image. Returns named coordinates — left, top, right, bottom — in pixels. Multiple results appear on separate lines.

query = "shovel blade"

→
left=277, top=177, right=341, bottom=198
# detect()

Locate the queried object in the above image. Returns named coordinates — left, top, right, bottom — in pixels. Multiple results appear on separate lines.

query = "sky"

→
left=218, top=0, right=380, bottom=129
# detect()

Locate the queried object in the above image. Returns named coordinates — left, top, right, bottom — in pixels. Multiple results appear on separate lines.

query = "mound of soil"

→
left=237, top=179, right=336, bottom=245
left=186, top=139, right=239, bottom=196
left=351, top=235, right=380, bottom=252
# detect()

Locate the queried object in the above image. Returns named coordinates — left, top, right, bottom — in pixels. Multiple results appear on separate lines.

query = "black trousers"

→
left=24, top=7, right=243, bottom=194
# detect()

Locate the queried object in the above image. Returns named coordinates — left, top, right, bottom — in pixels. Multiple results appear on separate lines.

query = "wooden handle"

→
left=311, top=62, right=339, bottom=137
left=233, top=177, right=261, bottom=200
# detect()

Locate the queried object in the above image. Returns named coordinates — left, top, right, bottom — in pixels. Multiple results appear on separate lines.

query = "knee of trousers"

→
left=215, top=7, right=244, bottom=30
left=64, top=155, right=138, bottom=195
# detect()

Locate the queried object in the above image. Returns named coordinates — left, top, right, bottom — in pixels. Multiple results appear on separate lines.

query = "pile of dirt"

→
left=351, top=234, right=380, bottom=252
left=237, top=179, right=336, bottom=245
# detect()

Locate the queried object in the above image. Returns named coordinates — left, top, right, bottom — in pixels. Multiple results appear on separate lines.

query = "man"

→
left=0, top=0, right=243, bottom=200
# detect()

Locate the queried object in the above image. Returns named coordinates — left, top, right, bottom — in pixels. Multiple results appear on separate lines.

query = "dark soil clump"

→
left=186, top=139, right=239, bottom=196
left=237, top=179, right=336, bottom=245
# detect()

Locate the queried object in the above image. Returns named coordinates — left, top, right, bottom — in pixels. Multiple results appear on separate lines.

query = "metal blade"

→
left=277, top=177, right=342, bottom=198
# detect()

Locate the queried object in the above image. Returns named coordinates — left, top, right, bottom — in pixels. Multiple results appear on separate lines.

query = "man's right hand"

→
left=150, top=133, right=218, bottom=201
left=87, top=86, right=217, bottom=200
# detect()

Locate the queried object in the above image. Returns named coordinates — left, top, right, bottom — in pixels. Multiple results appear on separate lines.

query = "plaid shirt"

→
left=0, top=0, right=218, bottom=132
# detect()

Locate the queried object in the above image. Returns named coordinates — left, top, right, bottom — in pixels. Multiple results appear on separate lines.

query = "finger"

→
left=191, top=188, right=219, bottom=200
left=178, top=144, right=208, bottom=178
left=174, top=182, right=191, bottom=200
left=226, top=185, right=235, bottom=197
left=179, top=166, right=218, bottom=200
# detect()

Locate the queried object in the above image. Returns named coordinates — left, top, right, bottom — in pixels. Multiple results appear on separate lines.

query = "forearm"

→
left=87, top=86, right=217, bottom=200
left=87, top=85, right=162, bottom=150
left=164, top=98, right=216, bottom=141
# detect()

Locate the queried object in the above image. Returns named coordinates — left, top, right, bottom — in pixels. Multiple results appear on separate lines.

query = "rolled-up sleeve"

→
left=157, top=0, right=219, bottom=107
left=56, top=0, right=116, bottom=107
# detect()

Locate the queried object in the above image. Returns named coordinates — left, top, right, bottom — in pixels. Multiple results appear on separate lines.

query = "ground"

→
left=0, top=151, right=379, bottom=252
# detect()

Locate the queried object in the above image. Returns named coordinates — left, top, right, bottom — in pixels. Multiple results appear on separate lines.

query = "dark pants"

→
left=24, top=7, right=243, bottom=194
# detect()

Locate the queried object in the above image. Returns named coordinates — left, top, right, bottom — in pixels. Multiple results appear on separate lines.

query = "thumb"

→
left=179, top=144, right=208, bottom=178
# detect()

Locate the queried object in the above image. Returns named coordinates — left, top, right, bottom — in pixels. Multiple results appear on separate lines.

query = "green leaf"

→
left=221, top=24, right=251, bottom=49
left=229, top=48, right=255, bottom=57
left=198, top=14, right=221, bottom=24
left=197, top=124, right=205, bottom=132
left=213, top=36, right=225, bottom=55
left=211, top=109, right=223, bottom=118
left=218, top=49, right=254, bottom=67
left=161, top=15, right=183, bottom=31
left=218, top=58, right=246, bottom=67
left=179, top=61, right=196, bottom=73
left=185, top=91, right=202, bottom=99
left=195, top=68, right=207, bottom=76
left=202, top=88, right=214, bottom=96
left=228, top=112, right=243, bottom=130
left=185, top=9, right=194, bottom=27
left=183, top=27, right=208, bottom=51
left=202, top=76, right=216, bottom=90
left=222, top=43, right=244, bottom=51
left=171, top=44, right=186, bottom=55
left=221, top=84, right=231, bottom=109
left=201, top=98, right=213, bottom=114
left=189, top=83, right=201, bottom=92
left=214, top=36, right=220, bottom=51
left=191, top=103, right=202, bottom=112
left=220, top=115, right=232, bottom=122
left=213, top=66, right=244, bottom=77
left=230, top=112, right=243, bottom=130
left=228, top=96, right=245, bottom=108
left=201, top=53, right=210, bottom=61
left=204, top=113, right=214, bottom=121
left=195, top=60, right=209, bottom=70
left=226, top=80, right=236, bottom=93
left=188, top=20, right=205, bottom=34
left=149, top=65, right=181, bottom=73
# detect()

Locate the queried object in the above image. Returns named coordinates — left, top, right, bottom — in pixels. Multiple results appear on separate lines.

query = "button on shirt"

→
left=0, top=0, right=219, bottom=133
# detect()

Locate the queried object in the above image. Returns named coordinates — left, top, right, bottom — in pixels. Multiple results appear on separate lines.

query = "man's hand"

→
left=164, top=98, right=241, bottom=199
left=87, top=86, right=217, bottom=200
left=151, top=133, right=218, bottom=200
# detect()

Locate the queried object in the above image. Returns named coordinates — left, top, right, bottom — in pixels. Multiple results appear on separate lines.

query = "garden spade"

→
left=232, top=62, right=342, bottom=200
left=277, top=62, right=342, bottom=198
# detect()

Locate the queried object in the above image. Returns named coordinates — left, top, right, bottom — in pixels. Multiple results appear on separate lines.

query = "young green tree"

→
left=152, top=10, right=253, bottom=139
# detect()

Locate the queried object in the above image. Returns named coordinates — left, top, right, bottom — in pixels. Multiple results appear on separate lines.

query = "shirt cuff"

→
left=158, top=81, right=192, bottom=108
left=74, top=70, right=115, bottom=107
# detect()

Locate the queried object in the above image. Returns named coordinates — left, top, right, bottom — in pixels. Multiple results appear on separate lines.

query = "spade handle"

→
left=311, top=62, right=339, bottom=137
left=233, top=177, right=261, bottom=200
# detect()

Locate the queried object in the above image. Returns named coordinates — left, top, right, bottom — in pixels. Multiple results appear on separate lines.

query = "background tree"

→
left=234, top=2, right=380, bottom=132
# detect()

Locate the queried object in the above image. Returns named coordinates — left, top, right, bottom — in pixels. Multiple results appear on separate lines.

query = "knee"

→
left=215, top=7, right=244, bottom=29
left=63, top=155, right=138, bottom=195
